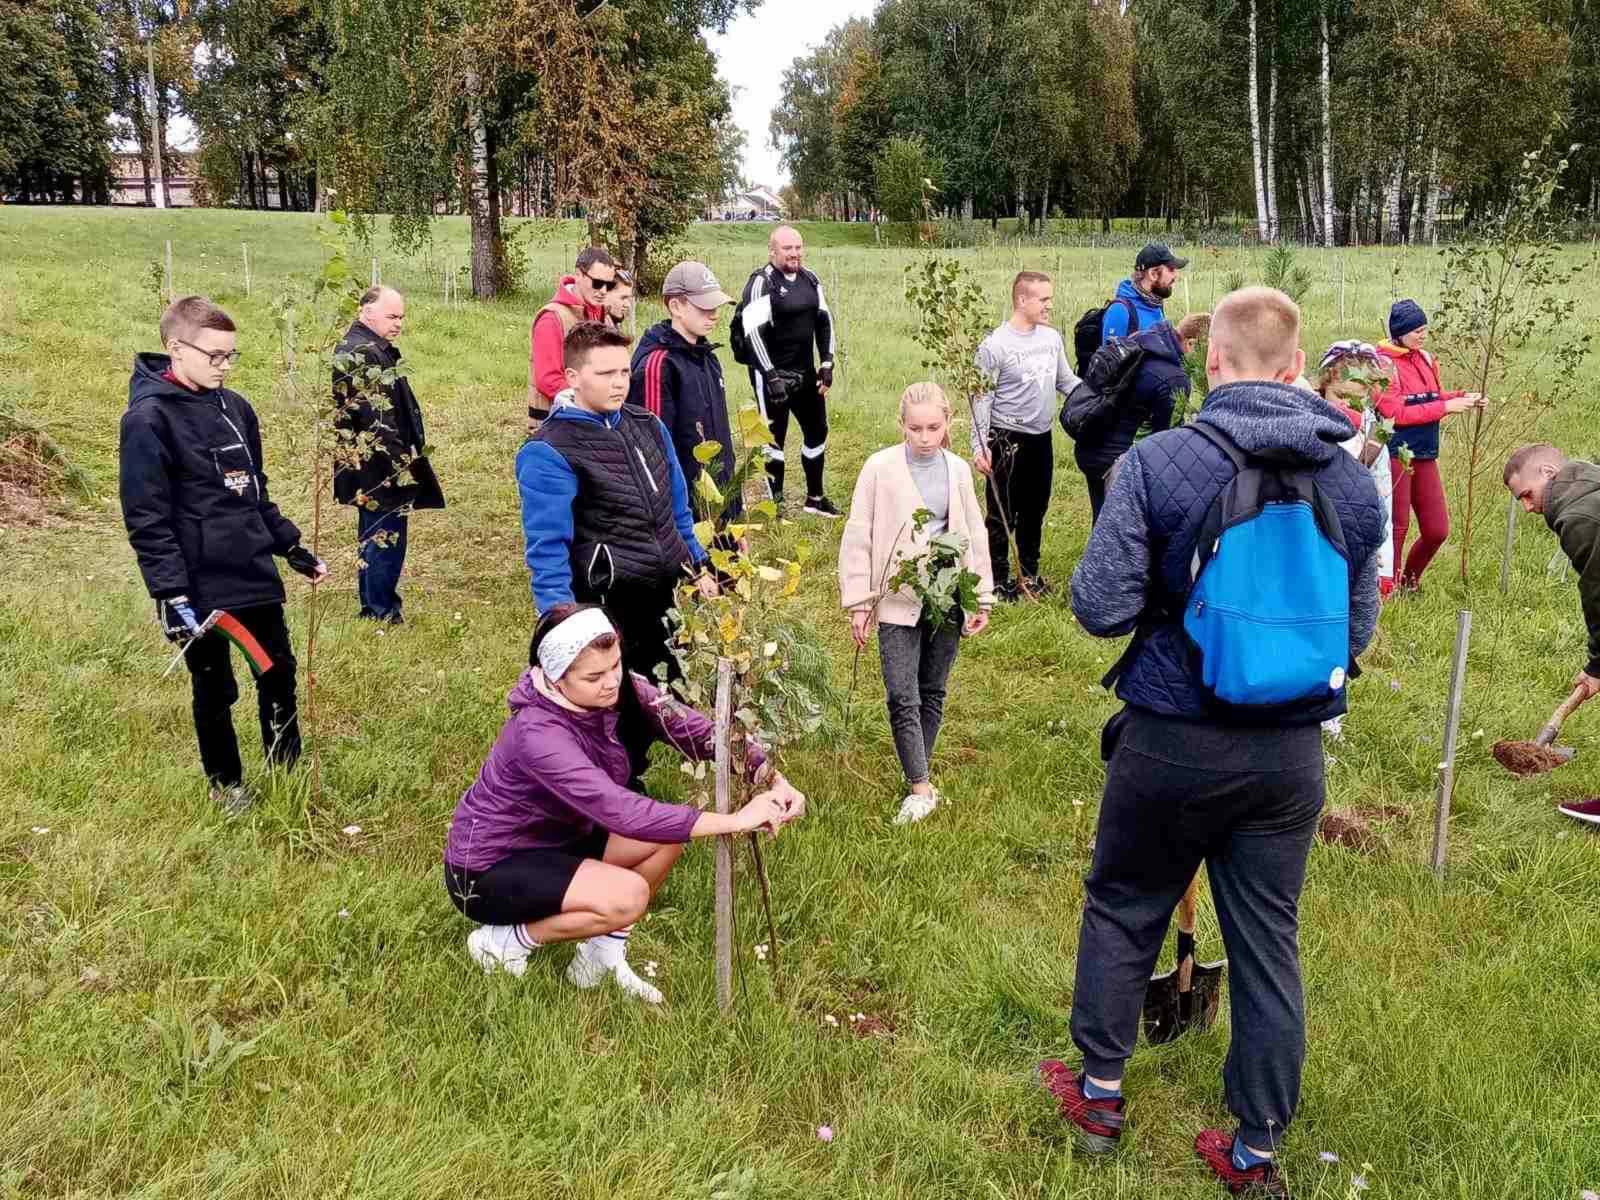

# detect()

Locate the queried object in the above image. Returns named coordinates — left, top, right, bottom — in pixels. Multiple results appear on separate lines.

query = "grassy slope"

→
left=1, top=208, right=1598, bottom=1200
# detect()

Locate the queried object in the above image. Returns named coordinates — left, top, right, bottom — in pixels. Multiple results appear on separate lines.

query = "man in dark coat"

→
left=333, top=286, right=435, bottom=624
left=1074, top=313, right=1210, bottom=523
left=1504, top=443, right=1600, bottom=828
left=120, top=296, right=327, bottom=815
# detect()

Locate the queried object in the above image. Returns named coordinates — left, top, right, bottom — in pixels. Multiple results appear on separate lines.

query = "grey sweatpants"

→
left=1070, top=707, right=1325, bottom=1149
left=878, top=620, right=962, bottom=786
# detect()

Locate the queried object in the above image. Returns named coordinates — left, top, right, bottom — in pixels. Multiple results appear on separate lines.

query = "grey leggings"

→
left=878, top=619, right=962, bottom=786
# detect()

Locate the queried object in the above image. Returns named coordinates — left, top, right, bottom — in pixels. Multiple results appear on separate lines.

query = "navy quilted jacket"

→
left=1070, top=380, right=1386, bottom=724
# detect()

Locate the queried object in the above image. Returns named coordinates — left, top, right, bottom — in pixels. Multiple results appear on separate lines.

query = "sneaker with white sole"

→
left=1558, top=797, right=1600, bottom=827
left=565, top=942, right=664, bottom=1003
left=209, top=783, right=257, bottom=818
left=802, top=495, right=842, bottom=519
left=894, top=792, right=938, bottom=825
left=467, top=924, right=533, bottom=977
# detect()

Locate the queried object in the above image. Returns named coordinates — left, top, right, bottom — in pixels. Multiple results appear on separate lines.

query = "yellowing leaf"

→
left=708, top=548, right=737, bottom=573
left=695, top=473, right=724, bottom=507
left=692, top=440, right=724, bottom=465
left=738, top=406, right=776, bottom=447
left=692, top=519, right=715, bottom=548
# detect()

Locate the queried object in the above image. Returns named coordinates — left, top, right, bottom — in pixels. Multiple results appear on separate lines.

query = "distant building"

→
left=708, top=185, right=786, bottom=221
left=109, top=151, right=201, bottom=207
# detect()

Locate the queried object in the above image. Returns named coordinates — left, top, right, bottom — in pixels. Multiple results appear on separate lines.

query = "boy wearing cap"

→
left=629, top=261, right=740, bottom=519
left=1100, top=243, right=1189, bottom=343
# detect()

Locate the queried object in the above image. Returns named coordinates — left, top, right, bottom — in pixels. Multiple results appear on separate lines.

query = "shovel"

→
left=1492, top=684, right=1591, bottom=778
left=1142, top=872, right=1227, bottom=1045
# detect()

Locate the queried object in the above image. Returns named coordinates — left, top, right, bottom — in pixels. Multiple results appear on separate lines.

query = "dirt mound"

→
left=0, top=433, right=63, bottom=526
left=1318, top=808, right=1373, bottom=850
left=1492, top=739, right=1572, bottom=778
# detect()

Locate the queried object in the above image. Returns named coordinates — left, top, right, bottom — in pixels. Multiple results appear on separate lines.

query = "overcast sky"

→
left=707, top=0, right=875, bottom=188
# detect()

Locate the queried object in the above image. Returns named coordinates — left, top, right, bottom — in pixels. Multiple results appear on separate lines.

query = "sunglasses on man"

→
left=583, top=272, right=618, bottom=293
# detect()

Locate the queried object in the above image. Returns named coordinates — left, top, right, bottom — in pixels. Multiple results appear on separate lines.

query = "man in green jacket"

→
left=1505, top=443, right=1600, bottom=826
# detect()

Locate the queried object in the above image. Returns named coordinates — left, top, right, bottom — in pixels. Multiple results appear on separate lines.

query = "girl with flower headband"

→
left=443, top=603, right=806, bottom=1001
left=1311, top=340, right=1396, bottom=595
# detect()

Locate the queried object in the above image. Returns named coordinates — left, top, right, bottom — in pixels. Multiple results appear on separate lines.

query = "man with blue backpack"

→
left=1040, top=288, right=1386, bottom=1197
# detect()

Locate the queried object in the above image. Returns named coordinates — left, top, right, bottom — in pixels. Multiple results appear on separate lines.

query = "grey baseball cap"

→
left=662, top=261, right=733, bottom=307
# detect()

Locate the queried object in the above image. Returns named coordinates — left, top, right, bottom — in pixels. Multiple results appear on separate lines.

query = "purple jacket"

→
left=445, top=671, right=765, bottom=871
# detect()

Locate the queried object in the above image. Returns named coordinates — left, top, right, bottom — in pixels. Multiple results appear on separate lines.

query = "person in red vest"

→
left=527, top=247, right=618, bottom=435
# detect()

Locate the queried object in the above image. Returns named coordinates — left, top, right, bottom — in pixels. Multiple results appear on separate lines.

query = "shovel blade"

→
left=1142, top=959, right=1227, bottom=1045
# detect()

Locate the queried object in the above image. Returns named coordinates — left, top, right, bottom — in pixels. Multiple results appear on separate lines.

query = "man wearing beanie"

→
left=1376, top=299, right=1485, bottom=592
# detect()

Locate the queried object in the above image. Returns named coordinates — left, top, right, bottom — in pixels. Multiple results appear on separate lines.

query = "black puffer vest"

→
left=536, top=404, right=692, bottom=596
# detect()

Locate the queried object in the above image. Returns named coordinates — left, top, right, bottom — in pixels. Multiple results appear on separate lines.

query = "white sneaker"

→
left=894, top=792, right=938, bottom=825
left=467, top=925, right=532, bottom=977
left=565, top=942, right=664, bottom=1004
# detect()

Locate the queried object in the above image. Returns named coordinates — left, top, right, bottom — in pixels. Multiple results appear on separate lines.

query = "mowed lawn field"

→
left=3, top=207, right=1599, bottom=1199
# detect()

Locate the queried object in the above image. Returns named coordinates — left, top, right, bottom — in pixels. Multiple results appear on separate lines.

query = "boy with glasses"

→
left=529, top=247, right=618, bottom=434
left=119, top=296, right=327, bottom=816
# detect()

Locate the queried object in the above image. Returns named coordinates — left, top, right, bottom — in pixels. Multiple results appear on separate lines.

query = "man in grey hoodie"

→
left=970, top=270, right=1081, bottom=599
left=1039, top=288, right=1386, bottom=1196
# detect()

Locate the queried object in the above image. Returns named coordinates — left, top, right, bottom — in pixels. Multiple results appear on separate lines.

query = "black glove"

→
left=158, top=595, right=205, bottom=643
left=285, top=545, right=325, bottom=580
left=763, top=371, right=790, bottom=405
left=817, top=365, right=834, bottom=390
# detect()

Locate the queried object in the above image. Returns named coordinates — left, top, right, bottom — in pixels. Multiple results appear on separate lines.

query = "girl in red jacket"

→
left=1376, top=300, right=1486, bottom=591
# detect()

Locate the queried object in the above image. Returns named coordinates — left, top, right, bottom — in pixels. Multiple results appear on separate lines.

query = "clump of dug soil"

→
left=0, top=428, right=85, bottom=527
left=1317, top=808, right=1373, bottom=850
left=1491, top=739, right=1571, bottom=778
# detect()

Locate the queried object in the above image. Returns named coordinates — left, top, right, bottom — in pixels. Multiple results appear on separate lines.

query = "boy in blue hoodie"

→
left=1041, top=288, right=1385, bottom=1197
left=517, top=321, right=716, bottom=777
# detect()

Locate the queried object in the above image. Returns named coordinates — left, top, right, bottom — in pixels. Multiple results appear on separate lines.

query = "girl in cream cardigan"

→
left=838, top=383, right=995, bottom=825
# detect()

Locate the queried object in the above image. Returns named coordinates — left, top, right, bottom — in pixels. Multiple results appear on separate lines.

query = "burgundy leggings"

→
left=1389, top=457, right=1448, bottom=586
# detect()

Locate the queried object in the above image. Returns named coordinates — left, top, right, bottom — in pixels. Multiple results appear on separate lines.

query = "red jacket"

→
left=529, top=276, right=604, bottom=404
left=1375, top=341, right=1463, bottom=460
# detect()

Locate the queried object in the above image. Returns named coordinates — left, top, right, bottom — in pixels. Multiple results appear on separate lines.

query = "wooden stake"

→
left=713, top=657, right=735, bottom=1012
left=242, top=242, right=251, bottom=296
left=1498, top=491, right=1518, bottom=595
left=1182, top=271, right=1191, bottom=316
left=1338, top=256, right=1346, bottom=329
left=164, top=240, right=173, bottom=302
left=371, top=257, right=380, bottom=287
left=1430, top=609, right=1472, bottom=878
left=831, top=261, right=845, bottom=403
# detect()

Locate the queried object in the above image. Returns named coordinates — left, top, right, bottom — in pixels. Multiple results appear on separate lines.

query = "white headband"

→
left=537, top=608, right=616, bottom=682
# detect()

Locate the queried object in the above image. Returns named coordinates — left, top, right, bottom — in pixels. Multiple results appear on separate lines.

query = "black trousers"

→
left=183, top=602, right=300, bottom=787
left=1070, top=708, right=1324, bottom=1150
left=984, top=427, right=1054, bottom=582
left=751, top=367, right=828, bottom=499
left=1077, top=456, right=1113, bottom=525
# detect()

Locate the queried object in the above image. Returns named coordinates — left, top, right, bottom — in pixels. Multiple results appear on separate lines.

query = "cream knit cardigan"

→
left=837, top=445, right=996, bottom=627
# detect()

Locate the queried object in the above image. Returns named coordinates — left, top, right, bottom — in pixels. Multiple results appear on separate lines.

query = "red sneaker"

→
left=1036, top=1060, right=1125, bottom=1154
left=1194, top=1129, right=1290, bottom=1197
left=1558, top=797, right=1600, bottom=827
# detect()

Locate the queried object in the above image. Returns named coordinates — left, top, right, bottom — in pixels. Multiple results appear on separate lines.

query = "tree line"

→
left=771, top=0, right=1600, bottom=243
left=0, top=0, right=752, bottom=297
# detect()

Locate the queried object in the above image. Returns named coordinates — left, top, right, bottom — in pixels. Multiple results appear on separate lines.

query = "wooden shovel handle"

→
left=1176, top=872, right=1200, bottom=936
left=1536, top=684, right=1591, bottom=746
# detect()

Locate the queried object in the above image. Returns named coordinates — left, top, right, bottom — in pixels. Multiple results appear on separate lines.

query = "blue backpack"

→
left=1180, top=424, right=1353, bottom=709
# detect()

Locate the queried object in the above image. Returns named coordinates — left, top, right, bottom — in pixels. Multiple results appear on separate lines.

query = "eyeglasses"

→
left=584, top=273, right=618, bottom=293
left=176, top=340, right=241, bottom=368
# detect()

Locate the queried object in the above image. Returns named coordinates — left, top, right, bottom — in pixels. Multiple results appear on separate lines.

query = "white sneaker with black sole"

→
left=467, top=924, right=536, bottom=977
left=802, top=495, right=842, bottom=519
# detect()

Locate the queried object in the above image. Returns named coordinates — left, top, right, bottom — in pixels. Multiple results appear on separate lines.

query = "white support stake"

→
left=242, top=242, right=251, bottom=297
left=164, top=240, right=173, bottom=301
left=1499, top=491, right=1518, bottom=595
left=1430, top=609, right=1472, bottom=878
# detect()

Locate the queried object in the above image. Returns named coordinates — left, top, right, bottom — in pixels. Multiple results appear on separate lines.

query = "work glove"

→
left=285, top=544, right=326, bottom=580
left=817, top=364, right=834, bottom=390
left=763, top=371, right=790, bottom=405
left=158, top=595, right=205, bottom=643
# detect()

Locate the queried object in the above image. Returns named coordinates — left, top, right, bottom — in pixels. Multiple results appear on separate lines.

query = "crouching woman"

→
left=444, top=603, right=805, bottom=1002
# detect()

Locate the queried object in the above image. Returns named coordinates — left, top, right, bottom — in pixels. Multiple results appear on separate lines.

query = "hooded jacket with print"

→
left=119, top=352, right=303, bottom=612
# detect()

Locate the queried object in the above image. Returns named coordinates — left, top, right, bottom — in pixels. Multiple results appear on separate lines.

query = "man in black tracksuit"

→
left=120, top=296, right=327, bottom=815
left=333, top=286, right=440, bottom=624
left=736, top=225, right=839, bottom=517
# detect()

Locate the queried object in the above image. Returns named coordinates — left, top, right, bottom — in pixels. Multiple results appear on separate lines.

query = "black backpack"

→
left=1060, top=336, right=1146, bottom=440
left=1073, top=296, right=1137, bottom=376
left=728, top=270, right=762, bottom=368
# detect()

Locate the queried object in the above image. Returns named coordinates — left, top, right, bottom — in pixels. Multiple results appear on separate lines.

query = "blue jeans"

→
left=357, top=506, right=408, bottom=619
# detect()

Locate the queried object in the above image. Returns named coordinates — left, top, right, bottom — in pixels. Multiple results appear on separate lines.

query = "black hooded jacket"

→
left=119, top=353, right=302, bottom=612
left=331, top=321, right=427, bottom=508
left=628, top=320, right=739, bottom=517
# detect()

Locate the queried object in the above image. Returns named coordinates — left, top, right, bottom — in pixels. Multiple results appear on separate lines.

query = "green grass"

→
left=3, top=207, right=1599, bottom=1199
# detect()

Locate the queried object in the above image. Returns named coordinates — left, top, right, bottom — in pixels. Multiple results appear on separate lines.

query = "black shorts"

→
left=444, top=827, right=610, bottom=925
